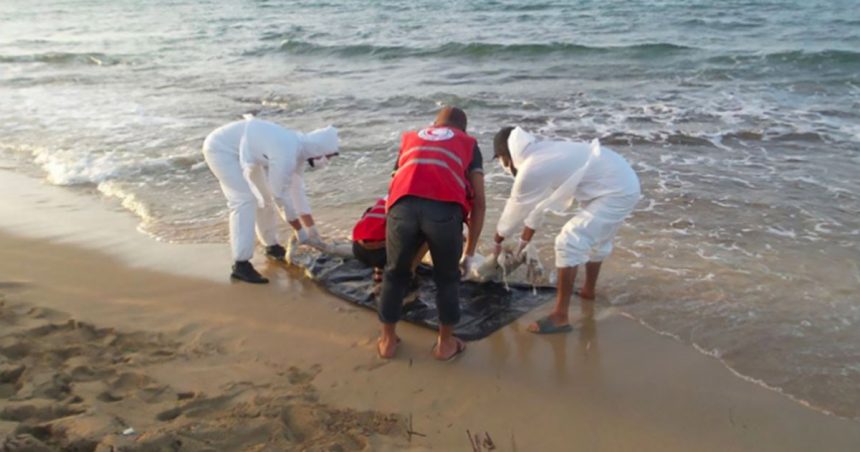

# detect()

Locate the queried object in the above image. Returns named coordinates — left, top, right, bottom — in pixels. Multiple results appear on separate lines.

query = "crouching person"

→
left=203, top=117, right=339, bottom=283
left=491, top=126, right=640, bottom=333
left=352, top=197, right=388, bottom=283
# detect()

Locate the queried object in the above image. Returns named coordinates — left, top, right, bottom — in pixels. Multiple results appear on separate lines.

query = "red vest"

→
left=352, top=197, right=387, bottom=242
left=387, top=126, right=476, bottom=215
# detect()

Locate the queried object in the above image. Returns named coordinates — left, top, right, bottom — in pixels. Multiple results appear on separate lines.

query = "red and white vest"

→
left=386, top=126, right=476, bottom=215
left=352, top=197, right=387, bottom=242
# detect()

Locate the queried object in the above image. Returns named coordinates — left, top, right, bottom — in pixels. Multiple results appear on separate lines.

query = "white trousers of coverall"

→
left=554, top=192, right=641, bottom=268
left=203, top=146, right=282, bottom=262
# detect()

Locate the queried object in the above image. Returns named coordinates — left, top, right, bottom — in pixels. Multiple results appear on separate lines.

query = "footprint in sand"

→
left=1, top=433, right=53, bottom=452
left=0, top=398, right=85, bottom=423
left=286, top=364, right=322, bottom=385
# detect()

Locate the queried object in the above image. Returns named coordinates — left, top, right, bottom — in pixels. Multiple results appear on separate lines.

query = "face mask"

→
left=307, top=155, right=329, bottom=170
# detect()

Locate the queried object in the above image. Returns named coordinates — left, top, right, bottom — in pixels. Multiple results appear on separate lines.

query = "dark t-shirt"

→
left=468, top=144, right=483, bottom=174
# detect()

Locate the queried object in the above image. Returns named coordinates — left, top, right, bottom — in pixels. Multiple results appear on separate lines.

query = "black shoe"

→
left=231, top=261, right=269, bottom=284
left=265, top=244, right=287, bottom=261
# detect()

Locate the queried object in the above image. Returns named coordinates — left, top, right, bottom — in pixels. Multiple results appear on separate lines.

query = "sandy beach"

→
left=1, top=169, right=859, bottom=451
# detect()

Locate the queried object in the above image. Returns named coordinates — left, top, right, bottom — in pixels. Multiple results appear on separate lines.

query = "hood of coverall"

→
left=299, top=125, right=339, bottom=160
left=507, top=126, right=537, bottom=170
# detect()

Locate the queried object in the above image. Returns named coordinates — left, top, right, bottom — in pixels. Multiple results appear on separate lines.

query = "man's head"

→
left=433, top=106, right=468, bottom=132
left=493, top=126, right=517, bottom=176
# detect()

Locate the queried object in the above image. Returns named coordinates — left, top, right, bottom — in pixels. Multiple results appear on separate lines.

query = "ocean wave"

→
left=97, top=180, right=155, bottom=224
left=678, top=18, right=764, bottom=29
left=29, top=147, right=202, bottom=186
left=0, top=52, right=122, bottom=66
left=598, top=129, right=827, bottom=148
left=269, top=40, right=693, bottom=60
left=707, top=49, right=860, bottom=68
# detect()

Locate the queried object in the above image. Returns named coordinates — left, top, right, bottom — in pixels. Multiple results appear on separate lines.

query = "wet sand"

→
left=1, top=169, right=859, bottom=451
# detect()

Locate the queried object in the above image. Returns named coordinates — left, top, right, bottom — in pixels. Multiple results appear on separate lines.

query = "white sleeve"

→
left=496, top=164, right=550, bottom=238
left=268, top=153, right=298, bottom=221
left=288, top=171, right=312, bottom=218
left=238, top=120, right=267, bottom=208
left=523, top=139, right=602, bottom=230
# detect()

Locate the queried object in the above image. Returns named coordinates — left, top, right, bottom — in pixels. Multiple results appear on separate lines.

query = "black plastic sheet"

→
left=298, top=253, right=556, bottom=341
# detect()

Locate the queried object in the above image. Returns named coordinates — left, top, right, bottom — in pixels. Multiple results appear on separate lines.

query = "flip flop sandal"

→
left=529, top=316, right=573, bottom=334
left=432, top=338, right=466, bottom=362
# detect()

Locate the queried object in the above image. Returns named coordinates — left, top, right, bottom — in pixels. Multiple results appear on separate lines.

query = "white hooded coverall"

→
left=202, top=118, right=338, bottom=262
left=496, top=128, right=641, bottom=268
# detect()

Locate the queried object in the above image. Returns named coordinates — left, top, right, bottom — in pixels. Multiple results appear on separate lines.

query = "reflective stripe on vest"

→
left=399, top=146, right=464, bottom=167
left=352, top=198, right=387, bottom=241
left=387, top=127, right=476, bottom=215
left=395, top=158, right=466, bottom=189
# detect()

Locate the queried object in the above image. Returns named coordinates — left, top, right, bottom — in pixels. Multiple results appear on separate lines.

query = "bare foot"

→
left=576, top=288, right=596, bottom=300
left=432, top=337, right=466, bottom=361
left=377, top=336, right=399, bottom=359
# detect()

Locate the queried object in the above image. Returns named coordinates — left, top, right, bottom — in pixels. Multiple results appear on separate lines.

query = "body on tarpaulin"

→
left=298, top=251, right=554, bottom=341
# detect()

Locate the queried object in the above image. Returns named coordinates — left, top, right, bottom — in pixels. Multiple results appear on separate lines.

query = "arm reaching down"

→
left=286, top=166, right=330, bottom=251
left=460, top=170, right=486, bottom=278
left=288, top=171, right=312, bottom=220
left=464, top=171, right=485, bottom=257
left=495, top=161, right=548, bottom=239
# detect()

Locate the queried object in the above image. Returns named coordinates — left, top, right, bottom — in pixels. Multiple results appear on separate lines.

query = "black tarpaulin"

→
left=296, top=252, right=556, bottom=341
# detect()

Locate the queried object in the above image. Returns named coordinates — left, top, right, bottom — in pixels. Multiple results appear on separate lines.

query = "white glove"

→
left=523, top=252, right=544, bottom=284
left=516, top=240, right=544, bottom=283
left=499, top=239, right=527, bottom=273
left=513, top=238, right=530, bottom=262
left=460, top=254, right=486, bottom=281
left=307, top=225, right=322, bottom=241
left=295, top=228, right=310, bottom=244
left=303, top=226, right=330, bottom=252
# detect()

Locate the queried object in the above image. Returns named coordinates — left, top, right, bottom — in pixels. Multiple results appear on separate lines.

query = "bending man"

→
left=492, top=126, right=640, bottom=334
left=378, top=107, right=486, bottom=360
left=203, top=117, right=338, bottom=284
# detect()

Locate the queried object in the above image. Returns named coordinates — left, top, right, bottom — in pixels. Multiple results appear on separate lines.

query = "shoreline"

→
left=1, top=168, right=859, bottom=450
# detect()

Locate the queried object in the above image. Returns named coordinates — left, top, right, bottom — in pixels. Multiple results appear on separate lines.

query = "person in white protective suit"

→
left=202, top=117, right=339, bottom=283
left=489, top=126, right=640, bottom=334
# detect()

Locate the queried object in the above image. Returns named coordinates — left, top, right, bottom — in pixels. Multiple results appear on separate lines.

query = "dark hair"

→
left=434, top=106, right=468, bottom=132
left=493, top=126, right=515, bottom=160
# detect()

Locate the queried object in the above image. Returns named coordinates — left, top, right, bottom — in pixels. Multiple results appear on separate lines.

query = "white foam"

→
left=27, top=145, right=198, bottom=188
left=634, top=198, right=658, bottom=213
left=652, top=265, right=688, bottom=276
left=620, top=311, right=840, bottom=419
left=766, top=226, right=797, bottom=239
left=97, top=180, right=155, bottom=224
left=33, top=148, right=127, bottom=185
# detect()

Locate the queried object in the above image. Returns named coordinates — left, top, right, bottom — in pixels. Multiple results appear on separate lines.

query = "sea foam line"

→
left=617, top=311, right=843, bottom=420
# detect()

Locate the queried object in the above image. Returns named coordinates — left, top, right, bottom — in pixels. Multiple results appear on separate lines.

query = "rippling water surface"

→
left=2, top=0, right=859, bottom=419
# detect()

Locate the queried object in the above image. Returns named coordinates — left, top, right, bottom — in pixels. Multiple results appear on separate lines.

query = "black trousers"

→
left=379, top=196, right=463, bottom=325
left=352, top=241, right=387, bottom=269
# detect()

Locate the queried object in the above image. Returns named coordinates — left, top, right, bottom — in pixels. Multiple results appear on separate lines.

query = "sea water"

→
left=1, top=0, right=859, bottom=419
